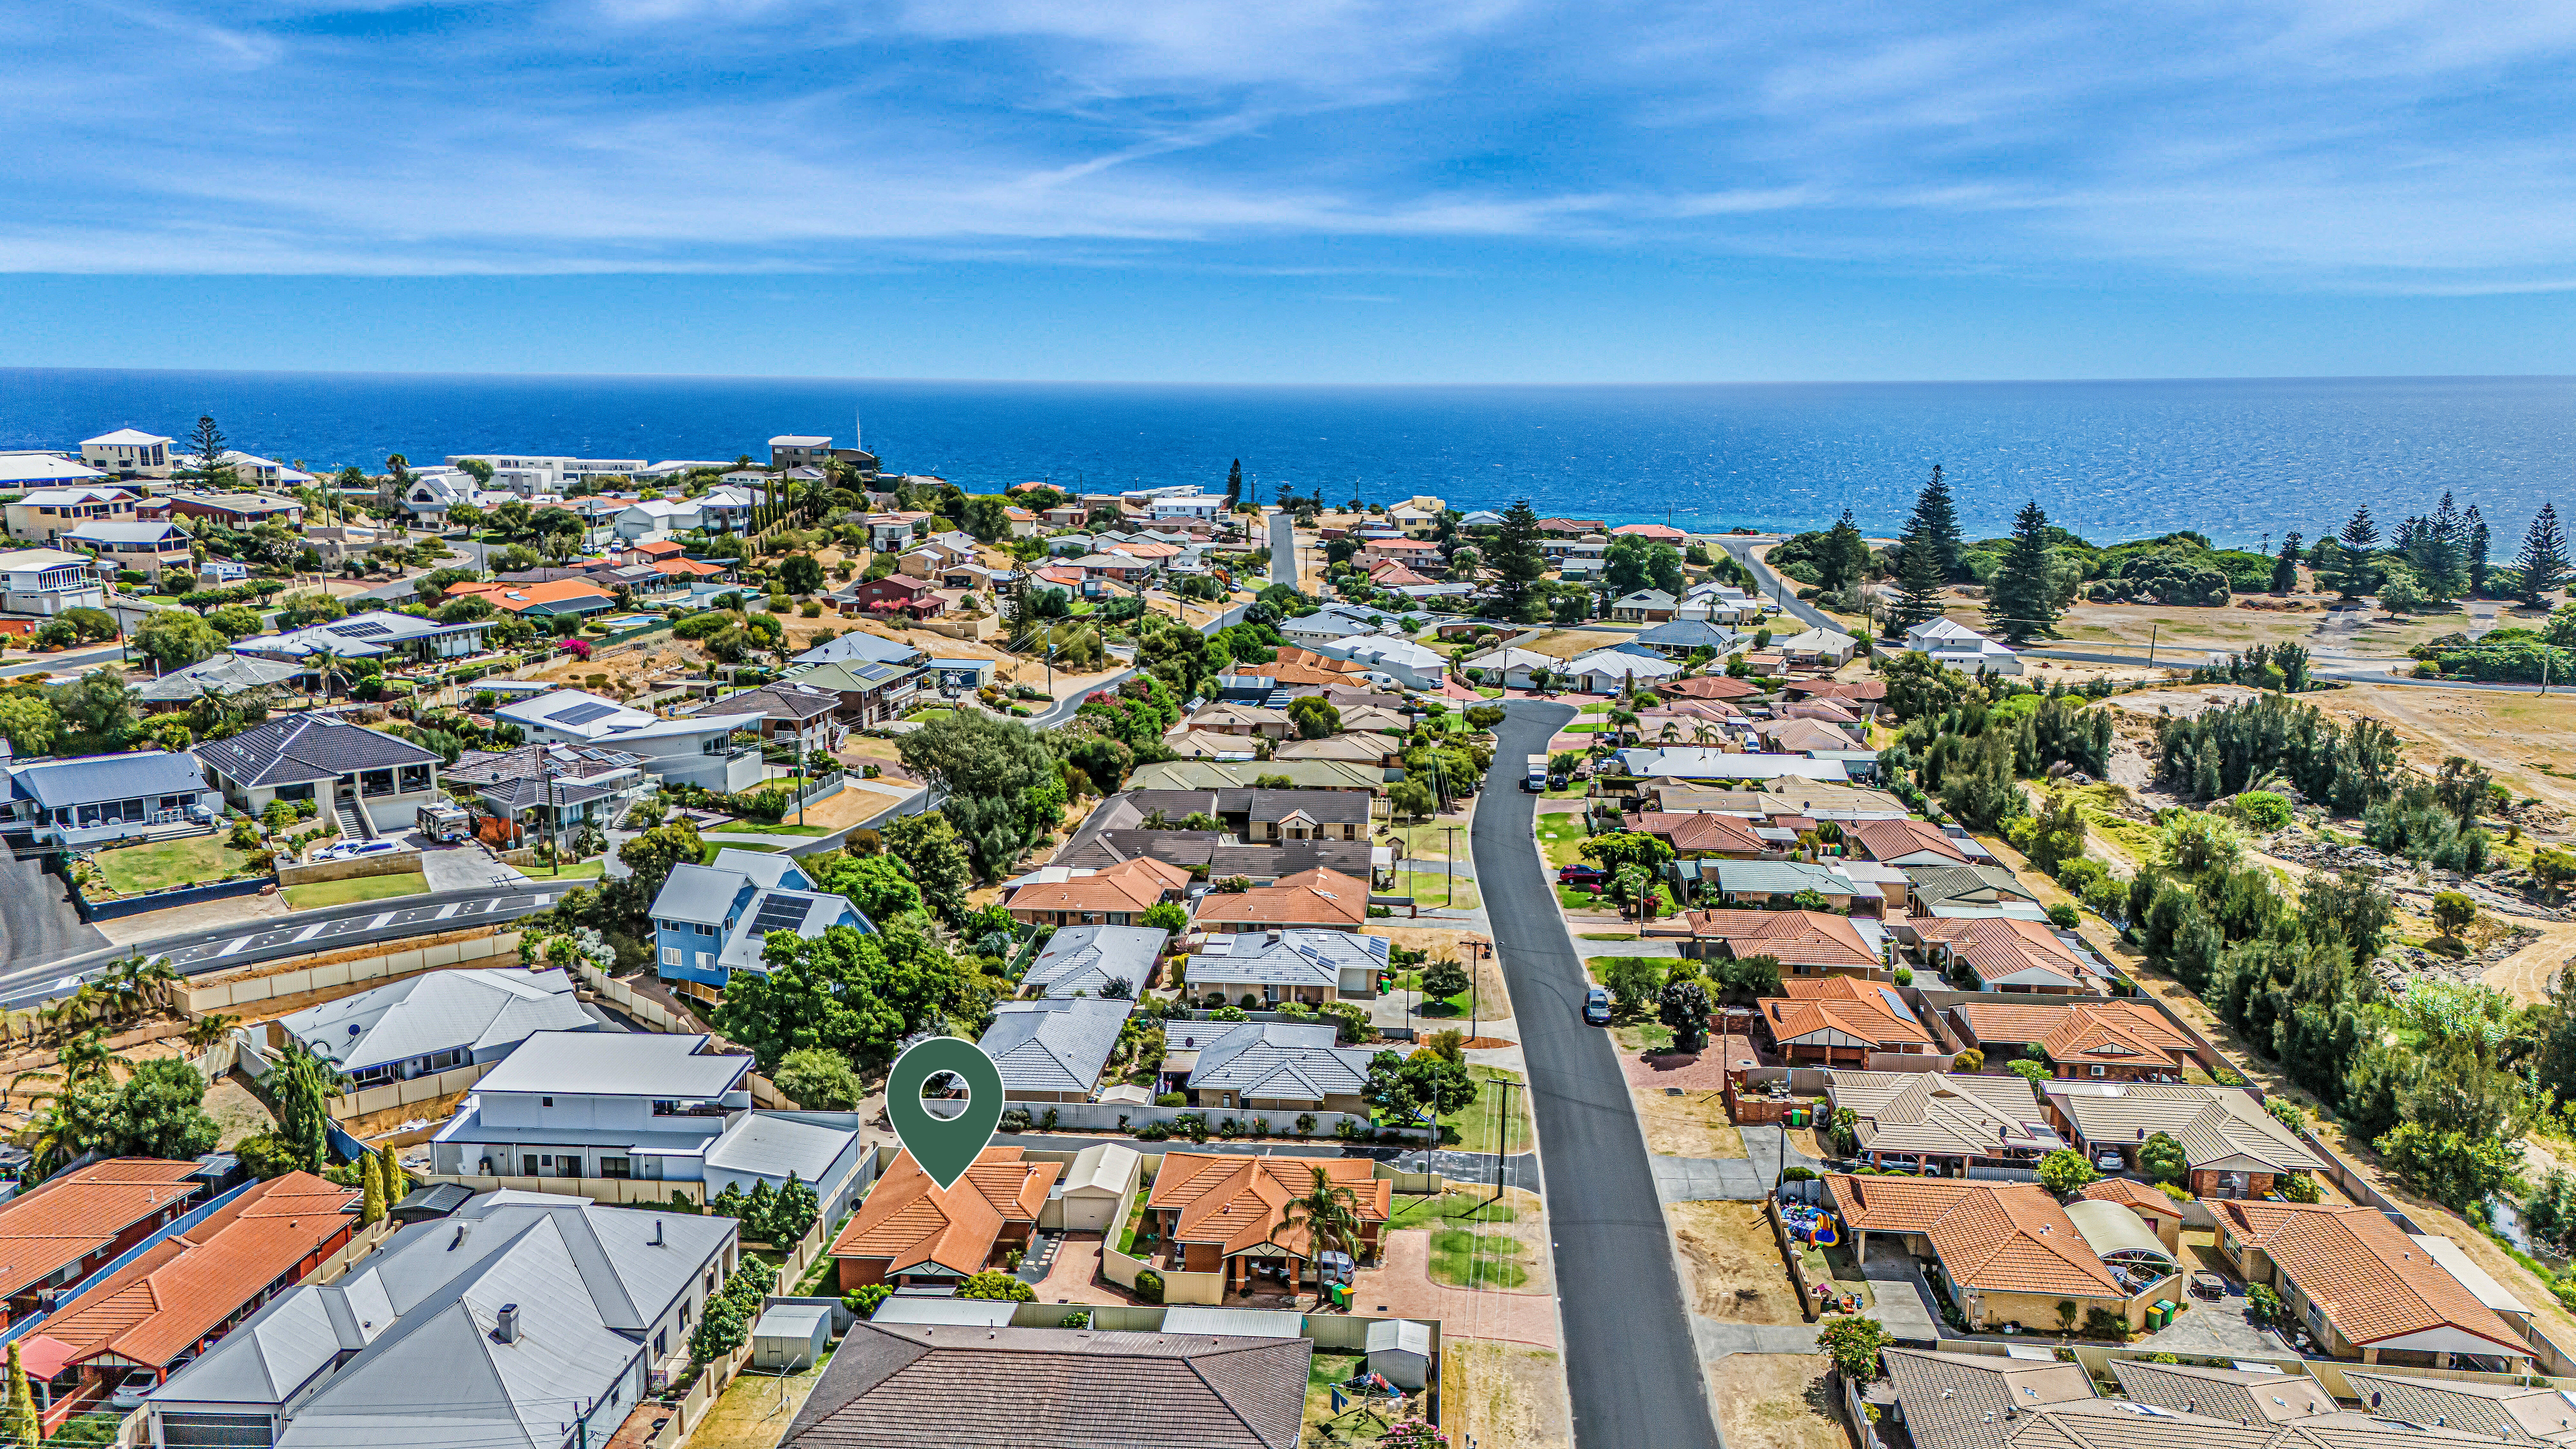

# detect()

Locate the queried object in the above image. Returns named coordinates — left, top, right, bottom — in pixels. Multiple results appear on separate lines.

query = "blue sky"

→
left=7, top=0, right=2576, bottom=381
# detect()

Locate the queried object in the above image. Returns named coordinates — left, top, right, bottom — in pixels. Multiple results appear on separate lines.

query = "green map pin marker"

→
left=886, top=1036, right=1006, bottom=1192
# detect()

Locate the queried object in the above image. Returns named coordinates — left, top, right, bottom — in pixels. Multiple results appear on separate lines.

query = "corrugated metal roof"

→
left=10, top=750, right=210, bottom=810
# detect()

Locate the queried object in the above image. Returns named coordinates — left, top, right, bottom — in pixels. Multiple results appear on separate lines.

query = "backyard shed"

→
left=751, top=1302, right=832, bottom=1371
left=1046, top=1142, right=1144, bottom=1232
left=1366, top=1318, right=1433, bottom=1390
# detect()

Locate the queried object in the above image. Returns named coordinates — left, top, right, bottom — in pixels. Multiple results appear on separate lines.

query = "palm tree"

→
left=184, top=1013, right=241, bottom=1052
left=1275, top=1167, right=1366, bottom=1307
left=306, top=645, right=345, bottom=704
left=134, top=957, right=181, bottom=1017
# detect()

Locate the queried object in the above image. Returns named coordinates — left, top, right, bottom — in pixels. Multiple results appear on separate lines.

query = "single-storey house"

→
left=2044, top=1082, right=2325, bottom=1198
left=979, top=998, right=1132, bottom=1103
left=1823, top=1173, right=2175, bottom=1334
left=1948, top=1000, right=2196, bottom=1080
left=274, top=965, right=596, bottom=1088
left=1823, top=1071, right=2068, bottom=1173
left=1761, top=977, right=1936, bottom=1065
left=829, top=1146, right=1060, bottom=1291
left=1002, top=855, right=1192, bottom=927
left=2212, top=1198, right=2530, bottom=1368
left=1168, top=1019, right=1376, bottom=1114
left=1190, top=866, right=1371, bottom=934
left=0, top=750, right=221, bottom=847
left=1146, top=1152, right=1390, bottom=1294
left=1667, top=907, right=1887, bottom=977
left=1022, top=923, right=1167, bottom=1000
left=1183, top=928, right=1387, bottom=1007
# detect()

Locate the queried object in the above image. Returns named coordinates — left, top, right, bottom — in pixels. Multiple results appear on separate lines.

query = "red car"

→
left=1557, top=864, right=1609, bottom=886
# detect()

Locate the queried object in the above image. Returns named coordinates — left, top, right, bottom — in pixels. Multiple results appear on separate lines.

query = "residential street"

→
left=1474, top=700, right=1721, bottom=1449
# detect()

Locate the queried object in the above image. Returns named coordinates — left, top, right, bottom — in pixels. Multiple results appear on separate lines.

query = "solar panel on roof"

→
left=750, top=896, right=810, bottom=934
left=548, top=701, right=620, bottom=726
left=332, top=620, right=392, bottom=638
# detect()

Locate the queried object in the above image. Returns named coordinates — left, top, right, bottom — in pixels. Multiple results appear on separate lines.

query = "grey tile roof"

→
left=980, top=999, right=1132, bottom=1096
left=195, top=714, right=440, bottom=788
left=1911, top=864, right=2046, bottom=908
left=781, top=1322, right=1312, bottom=1449
left=1025, top=924, right=1167, bottom=999
left=1634, top=618, right=1743, bottom=650
left=136, top=652, right=302, bottom=702
left=1185, top=930, right=1386, bottom=991
left=1177, top=1021, right=1376, bottom=1101
left=280, top=966, right=596, bottom=1073
left=2337, top=1372, right=2576, bottom=1444
left=694, top=682, right=843, bottom=723
left=1882, top=1349, right=2097, bottom=1449
left=2110, top=1361, right=2336, bottom=1426
left=1711, top=860, right=1857, bottom=896
left=9, top=749, right=211, bottom=810
left=2043, top=1084, right=2325, bottom=1174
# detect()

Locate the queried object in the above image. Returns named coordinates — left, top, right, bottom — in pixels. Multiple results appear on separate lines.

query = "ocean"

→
left=4, top=369, right=2571, bottom=549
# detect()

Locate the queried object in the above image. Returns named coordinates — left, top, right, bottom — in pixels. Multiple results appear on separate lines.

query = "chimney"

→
left=496, top=1304, right=521, bottom=1344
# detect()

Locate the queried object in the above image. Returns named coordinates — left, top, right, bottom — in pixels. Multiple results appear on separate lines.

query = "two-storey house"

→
left=650, top=851, right=873, bottom=999
left=5, top=487, right=139, bottom=545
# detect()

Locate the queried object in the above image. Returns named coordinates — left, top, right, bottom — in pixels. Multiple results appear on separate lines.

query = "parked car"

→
left=1557, top=864, right=1608, bottom=885
left=109, top=1368, right=157, bottom=1410
left=2093, top=1151, right=2125, bottom=1171
left=1583, top=987, right=1612, bottom=1025
left=315, top=839, right=405, bottom=862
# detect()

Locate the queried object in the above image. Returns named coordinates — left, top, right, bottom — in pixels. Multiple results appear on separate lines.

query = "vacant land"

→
left=1397, top=868, right=1480, bottom=910
left=94, top=836, right=254, bottom=895
left=281, top=870, right=431, bottom=911
left=1707, top=1355, right=1852, bottom=1449
left=1632, top=1087, right=1746, bottom=1158
left=2313, top=683, right=2576, bottom=818
left=2051, top=599, right=2325, bottom=653
left=1535, top=814, right=1589, bottom=870
left=1441, top=1342, right=1573, bottom=1449
left=1668, top=1201, right=1802, bottom=1323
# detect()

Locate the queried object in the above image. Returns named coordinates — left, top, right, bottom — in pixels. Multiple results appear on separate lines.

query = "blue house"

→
left=649, top=848, right=871, bottom=1000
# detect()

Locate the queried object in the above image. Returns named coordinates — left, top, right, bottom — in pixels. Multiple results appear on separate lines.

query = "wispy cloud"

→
left=6, top=0, right=2576, bottom=292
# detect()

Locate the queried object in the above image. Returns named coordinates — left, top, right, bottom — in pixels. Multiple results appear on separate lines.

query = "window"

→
left=541, top=1096, right=553, bottom=1107
left=2089, top=1065, right=2105, bottom=1077
left=661, top=946, right=681, bottom=967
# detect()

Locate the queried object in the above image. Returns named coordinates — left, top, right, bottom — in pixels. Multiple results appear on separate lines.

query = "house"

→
left=1632, top=618, right=1743, bottom=658
left=1877, top=1349, right=2098, bottom=1449
left=1002, top=855, right=1191, bottom=927
left=428, top=1032, right=872, bottom=1214
left=1145, top=1152, right=1390, bottom=1292
left=584, top=709, right=767, bottom=793
left=441, top=740, right=649, bottom=847
left=1948, top=1000, right=2196, bottom=1080
left=1909, top=616, right=2025, bottom=676
left=1165, top=1020, right=1378, bottom=1117
left=610, top=497, right=702, bottom=539
left=144, top=1191, right=740, bottom=1449
left=1757, top=717, right=1859, bottom=753
left=980, top=998, right=1132, bottom=1103
left=777, top=1320, right=1312, bottom=1449
left=163, top=492, right=304, bottom=529
left=650, top=851, right=871, bottom=997
left=1908, top=863, right=2050, bottom=919
left=2211, top=1198, right=2530, bottom=1367
left=79, top=429, right=174, bottom=478
left=1626, top=810, right=1770, bottom=859
left=687, top=681, right=844, bottom=754
left=1847, top=817, right=1975, bottom=867
left=1905, top=916, right=2116, bottom=994
left=443, top=576, right=619, bottom=617
left=1191, top=866, right=1371, bottom=933
left=2077, top=1178, right=2188, bottom=1254
left=135, top=652, right=302, bottom=712
left=1660, top=674, right=1762, bottom=702
left=1761, top=977, right=1936, bottom=1065
left=1669, top=907, right=1886, bottom=976
left=837, top=574, right=945, bottom=619
left=1822, top=1173, right=2174, bottom=1333
left=0, top=547, right=105, bottom=615
left=2044, top=1082, right=2325, bottom=1197
left=828, top=1146, right=1059, bottom=1290
left=1609, top=588, right=1679, bottom=623
left=1125, top=758, right=1389, bottom=799
left=234, top=610, right=493, bottom=671
left=0, top=750, right=221, bottom=847
left=1186, top=702, right=1298, bottom=739
left=16, top=1172, right=357, bottom=1432
left=1823, top=1071, right=2069, bottom=1172
left=1607, top=751, right=1853, bottom=790
left=780, top=657, right=927, bottom=727
left=497, top=687, right=661, bottom=741
left=195, top=714, right=442, bottom=836
left=1021, top=924, right=1168, bottom=1000
left=1773, top=625, right=1860, bottom=668
left=2334, top=1370, right=2576, bottom=1439
left=213, top=452, right=316, bottom=488
left=1704, top=859, right=1870, bottom=914
left=64, top=519, right=191, bottom=580
left=273, top=966, right=597, bottom=1088
left=1183, top=928, right=1388, bottom=1007
left=6, top=486, right=139, bottom=544
left=0, top=454, right=109, bottom=494
left=0, top=1159, right=206, bottom=1327
left=1273, top=732, right=1401, bottom=766
left=793, top=630, right=928, bottom=669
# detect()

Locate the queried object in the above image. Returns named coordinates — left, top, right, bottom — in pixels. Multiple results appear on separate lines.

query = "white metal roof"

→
left=280, top=967, right=594, bottom=1073
left=474, top=1031, right=750, bottom=1099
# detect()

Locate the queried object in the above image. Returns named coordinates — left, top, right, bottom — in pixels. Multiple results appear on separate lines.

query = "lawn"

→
left=1427, top=1226, right=1528, bottom=1288
left=1534, top=815, right=1589, bottom=870
left=520, top=860, right=606, bottom=881
left=719, top=821, right=838, bottom=835
left=1396, top=869, right=1479, bottom=910
left=1389, top=1191, right=1519, bottom=1231
left=93, top=835, right=255, bottom=895
left=282, top=870, right=431, bottom=910
left=702, top=842, right=783, bottom=862
left=1438, top=1067, right=1533, bottom=1155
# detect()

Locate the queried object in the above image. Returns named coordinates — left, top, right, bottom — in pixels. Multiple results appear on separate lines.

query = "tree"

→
left=2271, top=532, right=2303, bottom=594
left=2332, top=506, right=2382, bottom=598
left=379, top=1144, right=408, bottom=1201
left=714, top=921, right=987, bottom=1071
left=1363, top=1049, right=1475, bottom=1146
left=359, top=1150, right=387, bottom=1226
left=1658, top=975, right=1711, bottom=1052
left=1488, top=500, right=1548, bottom=619
left=106, top=1059, right=221, bottom=1160
left=52, top=667, right=136, bottom=751
left=811, top=850, right=925, bottom=924
left=616, top=819, right=706, bottom=897
left=958, top=1269, right=1036, bottom=1301
left=1704, top=952, right=1782, bottom=1002
left=2378, top=568, right=2425, bottom=614
left=1225, top=459, right=1244, bottom=509
left=1815, top=1315, right=1894, bottom=1380
left=1140, top=901, right=1189, bottom=934
left=2430, top=890, right=2476, bottom=939
left=2036, top=1149, right=2099, bottom=1195
left=1601, top=957, right=1662, bottom=1016
left=1984, top=500, right=2060, bottom=644
left=1288, top=695, right=1341, bottom=740
left=134, top=608, right=227, bottom=670
left=204, top=602, right=265, bottom=640
left=6, top=1342, right=37, bottom=1449
left=769, top=1172, right=820, bottom=1245
left=779, top=552, right=823, bottom=594
left=2517, top=503, right=2570, bottom=605
left=1275, top=1166, right=1365, bottom=1306
left=1419, top=957, right=1470, bottom=1003
left=0, top=695, right=60, bottom=756
left=775, top=1046, right=865, bottom=1108
left=1890, top=523, right=1946, bottom=635
left=268, top=1042, right=341, bottom=1173
left=1388, top=779, right=1437, bottom=819
left=2137, top=1131, right=2187, bottom=1185
left=883, top=812, right=975, bottom=922
left=186, top=415, right=235, bottom=489
left=1907, top=465, right=1963, bottom=579
left=1821, top=510, right=1871, bottom=593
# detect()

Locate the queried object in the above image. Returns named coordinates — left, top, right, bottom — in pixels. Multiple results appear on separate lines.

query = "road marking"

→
left=214, top=936, right=256, bottom=958
left=291, top=923, right=326, bottom=942
left=532, top=894, right=552, bottom=906
left=367, top=912, right=396, bottom=928
left=433, top=903, right=461, bottom=920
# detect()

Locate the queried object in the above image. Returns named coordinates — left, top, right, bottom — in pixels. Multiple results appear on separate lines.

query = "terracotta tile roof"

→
left=0, top=1158, right=201, bottom=1299
left=1826, top=1174, right=2126, bottom=1298
left=447, top=577, right=617, bottom=613
left=1759, top=717, right=1857, bottom=753
left=655, top=558, right=728, bottom=577
left=2077, top=1176, right=2186, bottom=1220
left=1191, top=867, right=1370, bottom=931
left=1364, top=562, right=1438, bottom=587
left=1849, top=818, right=1972, bottom=864
left=1659, top=675, right=1761, bottom=701
left=1627, top=811, right=1767, bottom=856
left=2037, top=1002, right=2196, bottom=1069
left=830, top=1147, right=1061, bottom=1277
left=630, top=540, right=685, bottom=558
left=35, top=1171, right=355, bottom=1371
left=1761, top=977, right=1933, bottom=1052
left=2211, top=1199, right=2524, bottom=1351
left=1006, top=856, right=1191, bottom=916
left=1784, top=679, right=1886, bottom=702
left=1147, top=1152, right=1390, bottom=1258
left=1234, top=647, right=1368, bottom=689
left=1682, top=908, right=1879, bottom=969
left=1913, top=917, right=2102, bottom=990
left=1780, top=697, right=1860, bottom=723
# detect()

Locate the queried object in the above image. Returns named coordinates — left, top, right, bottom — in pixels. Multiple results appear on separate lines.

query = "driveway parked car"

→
left=1557, top=864, right=1608, bottom=885
left=315, top=839, right=404, bottom=862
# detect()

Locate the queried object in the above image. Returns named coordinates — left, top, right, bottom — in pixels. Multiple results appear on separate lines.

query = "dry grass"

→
left=1707, top=1354, right=1853, bottom=1449
left=684, top=1354, right=833, bottom=1449
left=1667, top=1201, right=1803, bottom=1324
left=1440, top=1342, right=1573, bottom=1449
left=2052, top=599, right=2326, bottom=652
left=1633, top=1087, right=1747, bottom=1158
left=2314, top=683, right=2576, bottom=819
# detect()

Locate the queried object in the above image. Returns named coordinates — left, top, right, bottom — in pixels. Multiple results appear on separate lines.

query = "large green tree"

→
left=186, top=415, right=236, bottom=489
left=2516, top=502, right=2570, bottom=605
left=1905, top=464, right=1963, bottom=579
left=2330, top=506, right=2382, bottom=598
left=135, top=608, right=226, bottom=670
left=716, top=921, right=991, bottom=1070
left=895, top=714, right=1065, bottom=882
left=1487, top=500, right=1548, bottom=619
left=1983, top=500, right=2061, bottom=644
left=882, top=812, right=976, bottom=922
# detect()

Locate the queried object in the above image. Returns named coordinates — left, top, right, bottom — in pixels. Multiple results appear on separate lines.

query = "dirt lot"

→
left=2054, top=598, right=2327, bottom=653
left=1441, top=1342, right=1574, bottom=1449
left=1633, top=1087, right=1746, bottom=1157
left=2314, top=683, right=2576, bottom=819
left=1707, top=1354, right=1853, bottom=1449
left=205, top=1076, right=275, bottom=1148
left=1668, top=1201, right=1803, bottom=1324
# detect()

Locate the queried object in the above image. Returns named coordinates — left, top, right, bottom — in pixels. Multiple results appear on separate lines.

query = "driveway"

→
left=413, top=839, right=526, bottom=892
left=1474, top=701, right=1721, bottom=1449
left=0, top=849, right=104, bottom=970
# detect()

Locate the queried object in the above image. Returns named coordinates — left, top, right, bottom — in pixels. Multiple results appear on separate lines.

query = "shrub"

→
left=2036, top=1149, right=2099, bottom=1195
left=2046, top=902, right=2079, bottom=929
left=1952, top=1049, right=1984, bottom=1072
left=1893, top=967, right=1914, bottom=987
left=2234, top=790, right=2292, bottom=831
left=1154, top=1092, right=1186, bottom=1108
left=844, top=1283, right=891, bottom=1318
left=1135, top=1268, right=1165, bottom=1303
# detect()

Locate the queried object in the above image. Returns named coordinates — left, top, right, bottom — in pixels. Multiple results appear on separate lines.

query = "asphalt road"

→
left=0, top=849, right=107, bottom=972
left=1474, top=701, right=1721, bottom=1449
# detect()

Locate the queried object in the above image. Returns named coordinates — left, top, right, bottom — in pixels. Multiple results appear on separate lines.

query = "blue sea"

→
left=4, top=369, right=2572, bottom=549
